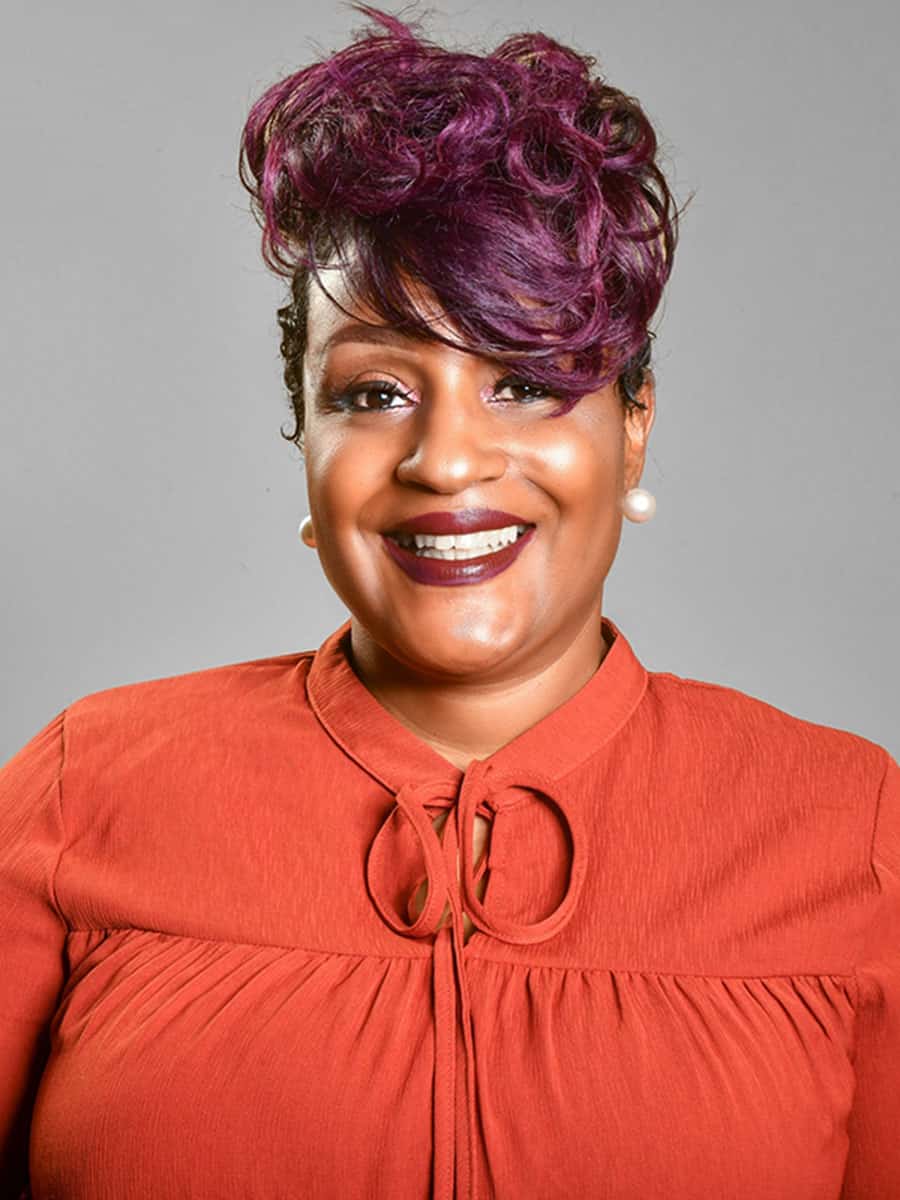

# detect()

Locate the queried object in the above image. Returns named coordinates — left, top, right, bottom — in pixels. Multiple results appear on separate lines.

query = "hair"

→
left=239, top=3, right=682, bottom=451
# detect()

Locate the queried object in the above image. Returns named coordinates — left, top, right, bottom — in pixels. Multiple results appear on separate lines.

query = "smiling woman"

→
left=235, top=0, right=673, bottom=695
left=288, top=257, right=657, bottom=696
left=0, top=4, right=898, bottom=1200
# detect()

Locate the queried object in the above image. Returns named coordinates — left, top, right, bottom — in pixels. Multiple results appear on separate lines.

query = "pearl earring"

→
left=298, top=514, right=316, bottom=547
left=622, top=487, right=656, bottom=523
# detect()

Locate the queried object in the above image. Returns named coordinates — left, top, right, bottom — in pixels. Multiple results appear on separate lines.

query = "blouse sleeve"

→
left=0, top=710, right=68, bottom=1199
left=841, top=748, right=900, bottom=1199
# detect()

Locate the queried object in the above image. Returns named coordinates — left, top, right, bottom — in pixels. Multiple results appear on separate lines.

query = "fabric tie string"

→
left=364, top=761, right=588, bottom=1200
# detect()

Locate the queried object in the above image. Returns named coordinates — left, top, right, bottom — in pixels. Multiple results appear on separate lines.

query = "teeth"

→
left=393, top=524, right=527, bottom=559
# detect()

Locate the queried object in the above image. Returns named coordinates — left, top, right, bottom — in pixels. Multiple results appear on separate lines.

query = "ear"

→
left=623, top=370, right=656, bottom=492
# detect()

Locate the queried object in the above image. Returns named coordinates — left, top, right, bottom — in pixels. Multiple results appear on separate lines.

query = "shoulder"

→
left=63, top=649, right=318, bottom=754
left=644, top=667, right=891, bottom=793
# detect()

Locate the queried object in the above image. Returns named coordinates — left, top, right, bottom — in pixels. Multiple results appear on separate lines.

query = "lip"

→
left=385, top=508, right=533, bottom=536
left=381, top=525, right=536, bottom=587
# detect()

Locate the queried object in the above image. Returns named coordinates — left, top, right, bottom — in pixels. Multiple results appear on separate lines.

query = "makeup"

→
left=381, top=525, right=536, bottom=586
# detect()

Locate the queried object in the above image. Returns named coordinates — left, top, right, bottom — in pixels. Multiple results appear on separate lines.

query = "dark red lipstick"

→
left=381, top=508, right=536, bottom=587
left=385, top=508, right=531, bottom=536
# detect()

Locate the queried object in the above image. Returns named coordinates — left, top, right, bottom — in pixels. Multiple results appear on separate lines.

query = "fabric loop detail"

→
left=365, top=781, right=456, bottom=938
left=458, top=765, right=588, bottom=945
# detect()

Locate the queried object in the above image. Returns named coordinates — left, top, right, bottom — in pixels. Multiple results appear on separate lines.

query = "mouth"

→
left=380, top=523, right=537, bottom=587
left=383, top=523, right=534, bottom=560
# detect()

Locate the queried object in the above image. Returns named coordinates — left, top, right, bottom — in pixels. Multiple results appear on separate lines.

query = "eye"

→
left=492, top=376, right=555, bottom=404
left=325, top=380, right=414, bottom=412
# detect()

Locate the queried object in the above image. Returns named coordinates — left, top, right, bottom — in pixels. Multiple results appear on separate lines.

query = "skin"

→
left=300, top=263, right=656, bottom=938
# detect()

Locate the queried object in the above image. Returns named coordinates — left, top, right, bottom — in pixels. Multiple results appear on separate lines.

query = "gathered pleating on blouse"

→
left=0, top=612, right=898, bottom=1200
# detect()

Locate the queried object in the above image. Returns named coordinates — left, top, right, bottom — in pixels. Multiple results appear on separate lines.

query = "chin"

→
left=392, top=616, right=526, bottom=676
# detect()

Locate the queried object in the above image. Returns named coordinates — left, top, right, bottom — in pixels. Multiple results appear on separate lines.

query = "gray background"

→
left=2, top=0, right=897, bottom=763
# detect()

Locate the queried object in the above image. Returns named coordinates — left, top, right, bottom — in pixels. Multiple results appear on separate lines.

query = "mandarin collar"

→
left=305, top=612, right=648, bottom=793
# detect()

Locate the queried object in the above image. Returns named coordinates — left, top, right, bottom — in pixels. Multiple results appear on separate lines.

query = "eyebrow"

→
left=319, top=321, right=522, bottom=377
left=322, top=322, right=434, bottom=353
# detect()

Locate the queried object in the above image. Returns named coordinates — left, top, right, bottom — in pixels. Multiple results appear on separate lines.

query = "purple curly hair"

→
left=239, top=4, right=681, bottom=447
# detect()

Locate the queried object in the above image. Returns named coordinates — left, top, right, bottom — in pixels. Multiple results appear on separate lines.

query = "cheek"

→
left=533, top=428, right=622, bottom=506
left=305, top=432, right=376, bottom=522
left=540, top=439, right=582, bottom=475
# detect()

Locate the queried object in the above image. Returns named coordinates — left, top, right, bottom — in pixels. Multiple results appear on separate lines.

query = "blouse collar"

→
left=305, top=611, right=649, bottom=793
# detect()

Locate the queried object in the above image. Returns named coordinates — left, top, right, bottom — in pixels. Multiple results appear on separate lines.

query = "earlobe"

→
left=622, top=373, right=655, bottom=485
left=619, top=371, right=657, bottom=523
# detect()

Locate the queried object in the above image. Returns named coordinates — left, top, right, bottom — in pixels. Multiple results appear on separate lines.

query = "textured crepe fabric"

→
left=0, top=614, right=897, bottom=1200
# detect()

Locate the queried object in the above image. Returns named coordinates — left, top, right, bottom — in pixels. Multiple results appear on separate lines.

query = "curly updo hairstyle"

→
left=239, top=3, right=681, bottom=451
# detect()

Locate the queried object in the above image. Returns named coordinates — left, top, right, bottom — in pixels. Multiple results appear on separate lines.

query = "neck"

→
left=348, top=609, right=609, bottom=772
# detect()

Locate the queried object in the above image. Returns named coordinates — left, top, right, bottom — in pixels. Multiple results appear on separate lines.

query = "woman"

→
left=1, top=5, right=896, bottom=1198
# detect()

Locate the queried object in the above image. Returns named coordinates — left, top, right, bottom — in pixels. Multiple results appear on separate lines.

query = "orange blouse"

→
left=0, top=614, right=897, bottom=1200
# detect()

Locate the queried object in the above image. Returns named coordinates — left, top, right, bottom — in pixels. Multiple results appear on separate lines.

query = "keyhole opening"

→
left=411, top=808, right=491, bottom=945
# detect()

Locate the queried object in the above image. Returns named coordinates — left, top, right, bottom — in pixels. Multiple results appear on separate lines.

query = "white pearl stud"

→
left=298, top=514, right=316, bottom=547
left=622, top=487, right=656, bottom=523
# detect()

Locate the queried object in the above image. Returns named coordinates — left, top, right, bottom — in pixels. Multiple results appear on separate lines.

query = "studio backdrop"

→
left=1, top=0, right=897, bottom=760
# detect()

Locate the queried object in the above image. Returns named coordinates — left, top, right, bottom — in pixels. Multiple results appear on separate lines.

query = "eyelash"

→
left=324, top=376, right=554, bottom=413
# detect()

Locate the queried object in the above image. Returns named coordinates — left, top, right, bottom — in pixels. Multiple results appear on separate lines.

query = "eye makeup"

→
left=323, top=379, right=417, bottom=413
left=322, top=374, right=558, bottom=415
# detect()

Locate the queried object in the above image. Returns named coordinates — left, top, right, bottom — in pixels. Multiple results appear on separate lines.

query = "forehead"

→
left=304, top=263, right=470, bottom=365
left=303, top=257, right=575, bottom=379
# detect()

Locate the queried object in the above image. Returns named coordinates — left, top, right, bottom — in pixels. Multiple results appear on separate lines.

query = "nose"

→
left=393, top=381, right=508, bottom=494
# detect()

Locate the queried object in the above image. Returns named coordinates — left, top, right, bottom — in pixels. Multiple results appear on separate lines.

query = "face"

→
left=301, top=265, right=655, bottom=682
